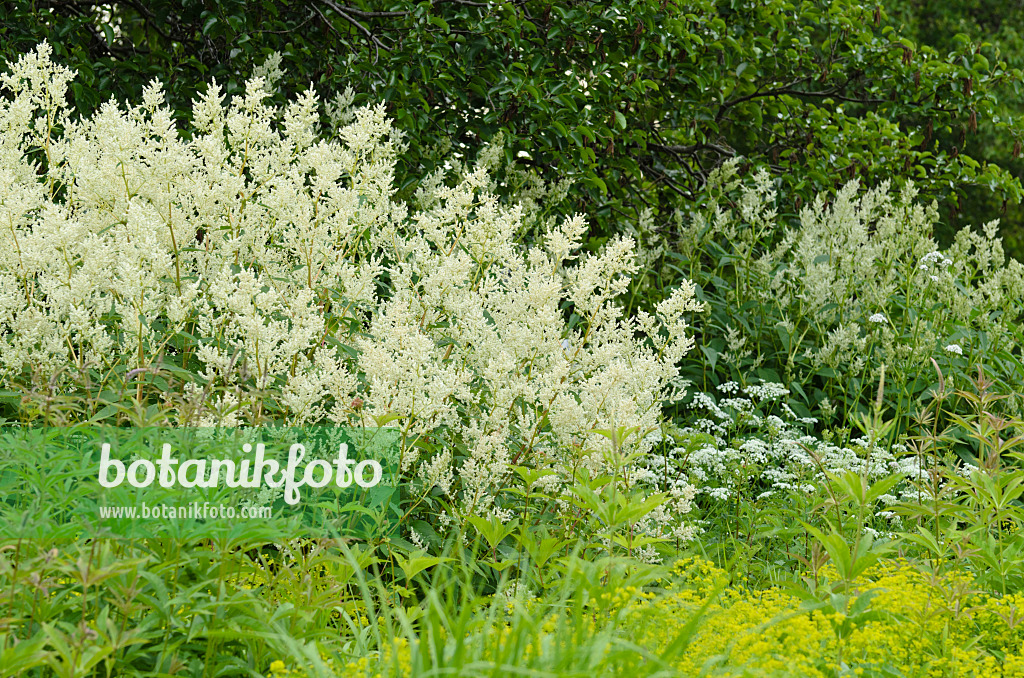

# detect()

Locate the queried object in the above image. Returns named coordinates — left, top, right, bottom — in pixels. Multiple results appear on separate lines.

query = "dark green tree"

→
left=884, top=0, right=1024, bottom=256
left=2, top=0, right=1021, bottom=251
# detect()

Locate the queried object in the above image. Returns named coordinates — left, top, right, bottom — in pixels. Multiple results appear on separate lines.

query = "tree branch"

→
left=774, top=87, right=888, bottom=105
left=716, top=77, right=810, bottom=121
left=434, top=0, right=489, bottom=7
left=315, top=0, right=388, bottom=63
left=314, top=0, right=487, bottom=21
left=649, top=141, right=736, bottom=158
left=717, top=74, right=890, bottom=122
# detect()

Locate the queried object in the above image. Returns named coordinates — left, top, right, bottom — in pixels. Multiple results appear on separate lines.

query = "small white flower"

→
left=944, top=344, right=963, bottom=356
left=717, top=381, right=740, bottom=394
left=868, top=313, right=887, bottom=324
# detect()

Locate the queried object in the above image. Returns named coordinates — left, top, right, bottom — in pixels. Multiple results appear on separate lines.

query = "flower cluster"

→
left=0, top=44, right=703, bottom=524
left=660, top=381, right=926, bottom=527
left=664, top=159, right=1024, bottom=427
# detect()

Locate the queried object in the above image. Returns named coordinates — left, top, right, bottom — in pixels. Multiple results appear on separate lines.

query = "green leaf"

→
left=428, top=16, right=450, bottom=33
left=700, top=345, right=718, bottom=370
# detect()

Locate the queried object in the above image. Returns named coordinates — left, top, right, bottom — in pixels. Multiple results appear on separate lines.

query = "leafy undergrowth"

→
left=12, top=533, right=1024, bottom=678
left=253, top=556, right=1024, bottom=678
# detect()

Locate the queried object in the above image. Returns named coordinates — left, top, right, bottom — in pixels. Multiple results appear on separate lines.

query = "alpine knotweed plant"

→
left=0, top=44, right=703, bottom=530
left=664, top=159, right=1024, bottom=433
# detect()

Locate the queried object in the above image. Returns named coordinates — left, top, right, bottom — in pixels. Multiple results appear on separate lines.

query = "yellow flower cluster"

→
left=641, top=558, right=1024, bottom=677
left=262, top=557, right=1024, bottom=677
left=585, top=584, right=657, bottom=614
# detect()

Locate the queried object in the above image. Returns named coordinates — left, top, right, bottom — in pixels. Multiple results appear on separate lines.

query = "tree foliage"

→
left=884, top=0, right=1024, bottom=256
left=2, top=0, right=1022, bottom=253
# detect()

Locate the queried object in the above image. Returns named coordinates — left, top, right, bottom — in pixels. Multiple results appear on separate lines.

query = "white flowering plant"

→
left=0, top=44, right=703, bottom=554
left=653, top=379, right=926, bottom=548
left=655, top=159, right=1024, bottom=437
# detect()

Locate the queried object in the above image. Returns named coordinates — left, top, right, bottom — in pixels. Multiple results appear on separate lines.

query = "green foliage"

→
left=897, top=370, right=1024, bottom=596
left=884, top=0, right=1024, bottom=256
left=665, top=160, right=1024, bottom=436
left=2, top=0, right=1021, bottom=253
left=4, top=5, right=1024, bottom=677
